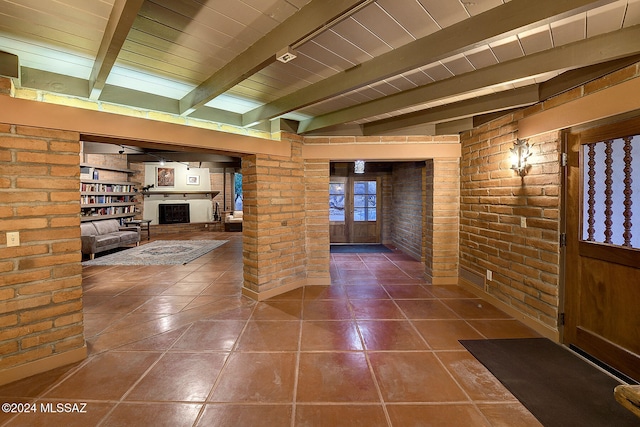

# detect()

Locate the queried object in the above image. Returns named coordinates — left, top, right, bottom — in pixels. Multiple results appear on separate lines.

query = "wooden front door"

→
left=329, top=177, right=380, bottom=243
left=564, top=117, right=640, bottom=382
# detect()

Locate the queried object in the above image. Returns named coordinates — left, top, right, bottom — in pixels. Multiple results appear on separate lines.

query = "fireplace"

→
left=159, top=203, right=190, bottom=224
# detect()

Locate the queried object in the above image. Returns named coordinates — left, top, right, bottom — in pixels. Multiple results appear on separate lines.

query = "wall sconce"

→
left=354, top=160, right=365, bottom=174
left=510, top=139, right=531, bottom=175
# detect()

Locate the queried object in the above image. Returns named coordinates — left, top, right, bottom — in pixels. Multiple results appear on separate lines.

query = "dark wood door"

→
left=564, top=118, right=640, bottom=382
left=329, top=177, right=380, bottom=243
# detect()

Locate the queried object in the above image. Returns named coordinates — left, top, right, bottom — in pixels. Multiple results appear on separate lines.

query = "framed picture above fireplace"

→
left=186, top=175, right=200, bottom=185
left=157, top=167, right=174, bottom=187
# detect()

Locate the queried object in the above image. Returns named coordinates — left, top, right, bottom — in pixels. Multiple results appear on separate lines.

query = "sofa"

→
left=81, top=219, right=140, bottom=259
left=224, top=210, right=243, bottom=232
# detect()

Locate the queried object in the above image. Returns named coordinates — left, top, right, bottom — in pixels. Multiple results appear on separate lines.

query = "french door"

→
left=564, top=117, right=640, bottom=381
left=329, top=177, right=380, bottom=243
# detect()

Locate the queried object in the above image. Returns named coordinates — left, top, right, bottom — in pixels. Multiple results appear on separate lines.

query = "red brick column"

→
left=0, top=79, right=86, bottom=384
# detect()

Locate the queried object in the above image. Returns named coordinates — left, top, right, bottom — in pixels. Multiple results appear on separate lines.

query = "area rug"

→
left=330, top=244, right=392, bottom=253
left=460, top=338, right=639, bottom=427
left=82, top=240, right=227, bottom=266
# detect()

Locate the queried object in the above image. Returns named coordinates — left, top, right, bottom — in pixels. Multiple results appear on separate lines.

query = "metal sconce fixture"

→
left=510, top=139, right=531, bottom=175
left=354, top=160, right=365, bottom=174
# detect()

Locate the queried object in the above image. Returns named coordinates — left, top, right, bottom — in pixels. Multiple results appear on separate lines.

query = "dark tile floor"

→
left=0, top=232, right=543, bottom=426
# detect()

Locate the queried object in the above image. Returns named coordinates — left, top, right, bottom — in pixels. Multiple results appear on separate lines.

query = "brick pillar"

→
left=425, top=158, right=460, bottom=285
left=0, top=80, right=86, bottom=384
left=304, top=159, right=330, bottom=286
left=241, top=134, right=309, bottom=299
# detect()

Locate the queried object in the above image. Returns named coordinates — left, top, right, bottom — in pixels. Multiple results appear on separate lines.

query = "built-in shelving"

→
left=141, top=191, right=220, bottom=198
left=80, top=165, right=139, bottom=223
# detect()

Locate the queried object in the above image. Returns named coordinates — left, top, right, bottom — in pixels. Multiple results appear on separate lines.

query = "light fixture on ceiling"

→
left=159, top=158, right=165, bottom=166
left=276, top=46, right=297, bottom=63
left=354, top=160, right=365, bottom=174
left=510, top=139, right=531, bottom=176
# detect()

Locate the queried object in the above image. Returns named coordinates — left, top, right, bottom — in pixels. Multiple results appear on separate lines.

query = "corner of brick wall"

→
left=241, top=134, right=309, bottom=295
left=459, top=111, right=561, bottom=327
left=0, top=119, right=85, bottom=375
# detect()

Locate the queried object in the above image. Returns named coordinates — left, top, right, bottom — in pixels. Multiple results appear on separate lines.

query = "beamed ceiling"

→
left=1, top=0, right=640, bottom=138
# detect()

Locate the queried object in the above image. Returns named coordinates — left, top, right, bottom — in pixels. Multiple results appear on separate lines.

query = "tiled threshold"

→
left=0, top=232, right=542, bottom=427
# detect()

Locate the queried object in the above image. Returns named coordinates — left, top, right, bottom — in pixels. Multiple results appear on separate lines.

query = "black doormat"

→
left=330, top=244, right=392, bottom=253
left=460, top=338, right=638, bottom=427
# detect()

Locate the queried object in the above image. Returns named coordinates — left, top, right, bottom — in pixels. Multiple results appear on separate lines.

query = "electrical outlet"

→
left=521, top=217, right=527, bottom=228
left=486, top=269, right=492, bottom=281
left=7, top=231, right=20, bottom=247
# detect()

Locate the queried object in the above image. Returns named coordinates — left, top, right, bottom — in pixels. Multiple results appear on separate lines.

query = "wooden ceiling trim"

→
left=241, top=0, right=618, bottom=128
left=88, top=0, right=145, bottom=100
left=298, top=24, right=640, bottom=133
left=178, top=0, right=368, bottom=116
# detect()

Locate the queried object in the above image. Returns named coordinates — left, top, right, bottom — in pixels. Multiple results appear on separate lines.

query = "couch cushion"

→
left=80, top=222, right=98, bottom=237
left=112, top=231, right=138, bottom=243
left=93, top=219, right=121, bottom=235
left=94, top=234, right=120, bottom=247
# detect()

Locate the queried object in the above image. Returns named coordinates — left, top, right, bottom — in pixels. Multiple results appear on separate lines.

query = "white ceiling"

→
left=1, top=0, right=640, bottom=136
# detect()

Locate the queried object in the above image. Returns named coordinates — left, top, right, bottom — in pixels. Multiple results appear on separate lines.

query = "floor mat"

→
left=330, top=244, right=392, bottom=253
left=460, top=338, right=638, bottom=427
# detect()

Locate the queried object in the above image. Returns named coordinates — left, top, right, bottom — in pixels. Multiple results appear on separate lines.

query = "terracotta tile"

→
left=134, top=295, right=196, bottom=314
left=303, top=299, right=352, bottom=320
left=269, top=287, right=304, bottom=300
left=181, top=270, right=224, bottom=282
left=197, top=404, right=292, bottom=427
left=118, top=326, right=189, bottom=351
left=101, top=403, right=202, bottom=427
left=436, top=351, right=518, bottom=402
left=368, top=352, right=468, bottom=402
left=386, top=404, right=491, bottom=427
left=383, top=284, right=434, bottom=299
left=0, top=363, right=82, bottom=398
left=300, top=321, right=363, bottom=351
left=345, top=285, right=390, bottom=300
left=466, top=319, right=542, bottom=339
left=209, top=352, right=296, bottom=403
left=200, top=282, right=242, bottom=296
left=82, top=281, right=138, bottom=296
left=160, top=282, right=211, bottom=295
left=295, top=404, right=387, bottom=427
left=395, top=299, right=459, bottom=320
left=83, top=295, right=150, bottom=314
left=172, top=320, right=245, bottom=351
left=44, top=352, right=161, bottom=400
left=251, top=300, right=302, bottom=321
left=442, top=299, right=512, bottom=320
left=358, top=320, right=428, bottom=351
left=296, top=352, right=379, bottom=402
left=476, top=403, right=543, bottom=427
left=412, top=320, right=484, bottom=350
left=350, top=299, right=405, bottom=319
left=235, top=321, right=301, bottom=351
left=427, top=285, right=478, bottom=299
left=5, top=401, right=114, bottom=427
left=118, top=281, right=176, bottom=295
left=303, top=285, right=347, bottom=300
left=126, top=352, right=227, bottom=401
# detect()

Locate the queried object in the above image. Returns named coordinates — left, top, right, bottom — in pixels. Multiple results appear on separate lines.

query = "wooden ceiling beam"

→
left=362, top=86, right=540, bottom=136
left=299, top=25, right=640, bottom=133
left=89, top=0, right=145, bottom=100
left=241, top=0, right=618, bottom=127
left=178, top=0, right=369, bottom=116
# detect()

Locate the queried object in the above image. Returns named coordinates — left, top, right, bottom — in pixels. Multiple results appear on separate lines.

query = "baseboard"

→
left=458, top=276, right=559, bottom=342
left=242, top=279, right=306, bottom=301
left=0, top=346, right=87, bottom=386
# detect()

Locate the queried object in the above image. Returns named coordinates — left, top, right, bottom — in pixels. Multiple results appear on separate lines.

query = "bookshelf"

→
left=80, top=163, right=139, bottom=223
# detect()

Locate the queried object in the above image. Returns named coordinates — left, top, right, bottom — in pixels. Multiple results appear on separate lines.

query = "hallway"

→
left=0, top=232, right=542, bottom=426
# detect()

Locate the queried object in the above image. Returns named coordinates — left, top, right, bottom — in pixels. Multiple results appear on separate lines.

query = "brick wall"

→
left=459, top=113, right=561, bottom=328
left=242, top=133, right=308, bottom=298
left=0, top=96, right=86, bottom=383
left=390, top=162, right=423, bottom=261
